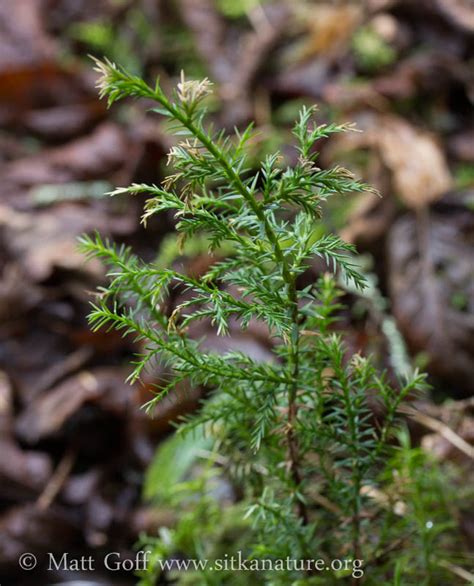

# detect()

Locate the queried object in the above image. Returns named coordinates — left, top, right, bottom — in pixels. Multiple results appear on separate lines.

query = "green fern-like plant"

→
left=80, top=58, right=429, bottom=584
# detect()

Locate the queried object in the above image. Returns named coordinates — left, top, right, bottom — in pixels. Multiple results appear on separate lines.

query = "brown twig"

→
left=438, top=559, right=474, bottom=583
left=400, top=405, right=474, bottom=460
left=36, top=448, right=76, bottom=511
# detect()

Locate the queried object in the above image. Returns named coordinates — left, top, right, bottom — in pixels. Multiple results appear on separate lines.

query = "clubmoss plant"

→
left=81, top=58, right=427, bottom=584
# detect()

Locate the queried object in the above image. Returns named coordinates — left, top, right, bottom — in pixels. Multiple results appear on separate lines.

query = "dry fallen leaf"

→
left=375, top=116, right=452, bottom=208
left=292, top=3, right=363, bottom=59
left=0, top=200, right=136, bottom=281
left=15, top=368, right=133, bottom=444
left=325, top=112, right=453, bottom=209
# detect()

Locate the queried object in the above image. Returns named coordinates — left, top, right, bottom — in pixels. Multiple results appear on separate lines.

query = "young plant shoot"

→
left=81, top=59, right=427, bottom=584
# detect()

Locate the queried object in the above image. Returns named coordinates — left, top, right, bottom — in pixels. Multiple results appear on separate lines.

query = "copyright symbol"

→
left=19, top=553, right=37, bottom=570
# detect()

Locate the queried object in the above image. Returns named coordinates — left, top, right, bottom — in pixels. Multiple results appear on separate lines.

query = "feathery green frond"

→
left=83, top=58, right=434, bottom=585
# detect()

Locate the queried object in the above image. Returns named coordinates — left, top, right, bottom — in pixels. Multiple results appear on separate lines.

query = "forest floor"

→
left=0, top=1, right=473, bottom=584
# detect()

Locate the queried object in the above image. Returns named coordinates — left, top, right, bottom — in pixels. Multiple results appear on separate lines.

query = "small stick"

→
left=36, top=449, right=76, bottom=511
left=400, top=405, right=474, bottom=460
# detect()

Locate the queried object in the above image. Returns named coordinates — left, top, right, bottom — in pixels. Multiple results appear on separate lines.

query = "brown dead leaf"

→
left=16, top=370, right=102, bottom=443
left=0, top=199, right=135, bottom=281
left=3, top=123, right=133, bottom=192
left=15, top=368, right=133, bottom=444
left=375, top=116, right=452, bottom=208
left=325, top=112, right=452, bottom=209
left=24, top=101, right=105, bottom=141
left=292, top=3, right=363, bottom=60
left=0, top=441, right=52, bottom=500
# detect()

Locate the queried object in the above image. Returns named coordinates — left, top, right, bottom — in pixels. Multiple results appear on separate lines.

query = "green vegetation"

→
left=81, top=59, right=467, bottom=584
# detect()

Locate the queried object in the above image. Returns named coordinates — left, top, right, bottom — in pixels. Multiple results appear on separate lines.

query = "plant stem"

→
left=341, top=378, right=362, bottom=564
left=154, top=91, right=309, bottom=526
left=287, top=277, right=308, bottom=526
